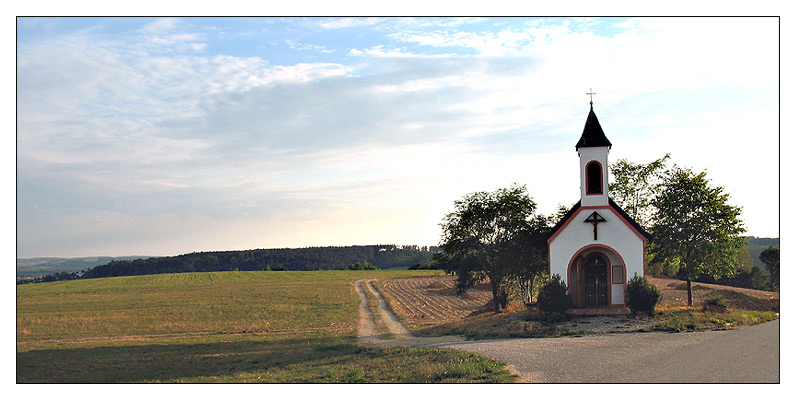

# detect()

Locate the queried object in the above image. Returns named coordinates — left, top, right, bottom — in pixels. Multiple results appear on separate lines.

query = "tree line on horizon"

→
left=18, top=245, right=440, bottom=284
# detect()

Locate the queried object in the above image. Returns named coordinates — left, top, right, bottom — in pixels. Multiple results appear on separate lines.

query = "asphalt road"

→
left=439, top=320, right=780, bottom=383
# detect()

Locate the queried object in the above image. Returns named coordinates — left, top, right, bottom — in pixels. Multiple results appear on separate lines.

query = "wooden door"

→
left=584, top=254, right=608, bottom=307
left=577, top=257, right=586, bottom=308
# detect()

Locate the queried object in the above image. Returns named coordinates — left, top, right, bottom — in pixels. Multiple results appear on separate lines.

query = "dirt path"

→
left=354, top=279, right=466, bottom=348
left=354, top=279, right=379, bottom=343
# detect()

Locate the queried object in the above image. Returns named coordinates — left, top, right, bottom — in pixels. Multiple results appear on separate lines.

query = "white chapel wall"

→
left=549, top=208, right=645, bottom=287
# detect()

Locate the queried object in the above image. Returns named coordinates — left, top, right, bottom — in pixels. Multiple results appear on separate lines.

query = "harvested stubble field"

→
left=376, top=275, right=780, bottom=338
left=375, top=276, right=493, bottom=332
left=647, top=277, right=779, bottom=312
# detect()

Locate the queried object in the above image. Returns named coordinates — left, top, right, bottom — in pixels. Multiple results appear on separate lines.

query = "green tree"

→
left=759, top=246, right=779, bottom=290
left=547, top=204, right=572, bottom=226
left=651, top=167, right=747, bottom=306
left=609, top=154, right=670, bottom=229
left=736, top=247, right=755, bottom=273
left=339, top=261, right=378, bottom=270
left=439, top=184, right=549, bottom=311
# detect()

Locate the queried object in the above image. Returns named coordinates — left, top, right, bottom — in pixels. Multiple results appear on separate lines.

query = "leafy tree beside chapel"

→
left=650, top=166, right=747, bottom=306
left=609, top=153, right=670, bottom=229
left=437, top=184, right=550, bottom=311
left=610, top=155, right=754, bottom=301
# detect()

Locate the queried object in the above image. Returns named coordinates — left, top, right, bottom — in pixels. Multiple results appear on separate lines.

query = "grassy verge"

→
left=17, top=270, right=515, bottom=383
left=650, top=306, right=779, bottom=332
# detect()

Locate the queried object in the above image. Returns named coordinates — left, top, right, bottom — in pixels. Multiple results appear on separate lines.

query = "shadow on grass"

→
left=17, top=334, right=513, bottom=383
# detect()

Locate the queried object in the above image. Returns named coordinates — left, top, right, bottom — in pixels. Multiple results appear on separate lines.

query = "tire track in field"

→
left=353, top=279, right=379, bottom=344
left=363, top=280, right=410, bottom=336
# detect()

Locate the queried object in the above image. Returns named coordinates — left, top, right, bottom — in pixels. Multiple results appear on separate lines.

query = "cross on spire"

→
left=584, top=211, right=607, bottom=240
left=586, top=88, right=596, bottom=105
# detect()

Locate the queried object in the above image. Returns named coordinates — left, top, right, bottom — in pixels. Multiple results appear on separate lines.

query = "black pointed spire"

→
left=576, top=104, right=612, bottom=149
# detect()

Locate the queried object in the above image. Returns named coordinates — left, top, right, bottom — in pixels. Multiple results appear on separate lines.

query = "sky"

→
left=15, top=16, right=780, bottom=258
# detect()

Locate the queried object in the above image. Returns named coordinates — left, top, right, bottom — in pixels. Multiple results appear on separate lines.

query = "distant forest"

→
left=19, top=237, right=777, bottom=286
left=18, top=245, right=439, bottom=284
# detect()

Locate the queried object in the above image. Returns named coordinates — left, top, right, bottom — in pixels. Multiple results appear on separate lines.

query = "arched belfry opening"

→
left=586, top=161, right=603, bottom=194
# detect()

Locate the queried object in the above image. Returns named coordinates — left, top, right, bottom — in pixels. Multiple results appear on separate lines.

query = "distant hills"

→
left=16, top=256, right=148, bottom=280
left=17, top=245, right=439, bottom=283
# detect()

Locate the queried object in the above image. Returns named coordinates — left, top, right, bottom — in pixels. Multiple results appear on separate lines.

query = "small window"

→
left=586, top=162, right=603, bottom=194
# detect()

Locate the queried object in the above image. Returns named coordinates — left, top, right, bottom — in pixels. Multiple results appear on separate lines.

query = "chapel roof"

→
left=544, top=198, right=652, bottom=244
left=575, top=104, right=612, bottom=149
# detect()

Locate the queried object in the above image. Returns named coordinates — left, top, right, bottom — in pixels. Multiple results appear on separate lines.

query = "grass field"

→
left=17, top=270, right=515, bottom=383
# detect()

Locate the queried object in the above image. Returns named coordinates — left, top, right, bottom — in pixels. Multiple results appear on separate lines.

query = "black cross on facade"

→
left=586, top=88, right=596, bottom=105
left=584, top=211, right=606, bottom=240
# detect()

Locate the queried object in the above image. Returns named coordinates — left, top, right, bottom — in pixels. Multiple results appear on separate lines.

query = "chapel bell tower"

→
left=576, top=101, right=612, bottom=207
left=546, top=95, right=650, bottom=314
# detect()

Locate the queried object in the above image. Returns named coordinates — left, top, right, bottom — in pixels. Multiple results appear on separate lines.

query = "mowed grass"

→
left=17, top=270, right=515, bottom=383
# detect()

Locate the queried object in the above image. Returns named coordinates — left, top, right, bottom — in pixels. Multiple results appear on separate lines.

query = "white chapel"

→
left=545, top=102, right=651, bottom=314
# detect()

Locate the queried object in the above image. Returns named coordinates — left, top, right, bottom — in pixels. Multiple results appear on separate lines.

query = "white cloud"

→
left=134, top=18, right=208, bottom=54
left=390, top=27, right=536, bottom=56
left=348, top=45, right=433, bottom=58
left=316, top=17, right=382, bottom=29
left=284, top=39, right=334, bottom=54
left=265, top=63, right=351, bottom=82
left=138, top=18, right=182, bottom=34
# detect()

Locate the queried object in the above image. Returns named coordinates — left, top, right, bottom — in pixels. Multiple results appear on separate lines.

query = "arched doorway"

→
left=583, top=254, right=609, bottom=306
left=566, top=245, right=627, bottom=309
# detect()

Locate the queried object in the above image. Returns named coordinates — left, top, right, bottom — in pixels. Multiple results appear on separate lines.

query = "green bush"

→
left=626, top=273, right=662, bottom=316
left=538, top=274, right=572, bottom=313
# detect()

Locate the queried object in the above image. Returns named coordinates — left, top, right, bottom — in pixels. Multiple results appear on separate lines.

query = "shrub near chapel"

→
left=538, top=274, right=573, bottom=314
left=626, top=273, right=662, bottom=316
